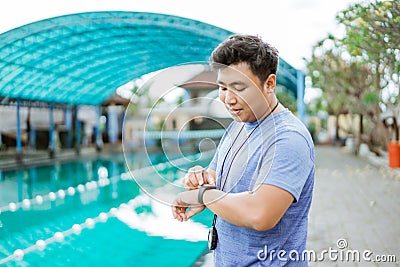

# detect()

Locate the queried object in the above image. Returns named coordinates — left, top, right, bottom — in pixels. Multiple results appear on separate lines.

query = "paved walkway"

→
left=197, top=145, right=400, bottom=266
left=308, top=146, right=399, bottom=266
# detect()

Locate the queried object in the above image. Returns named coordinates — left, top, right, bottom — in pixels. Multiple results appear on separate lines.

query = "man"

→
left=172, top=34, right=314, bottom=266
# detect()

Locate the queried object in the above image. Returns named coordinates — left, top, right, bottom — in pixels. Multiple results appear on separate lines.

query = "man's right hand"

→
left=183, top=166, right=216, bottom=190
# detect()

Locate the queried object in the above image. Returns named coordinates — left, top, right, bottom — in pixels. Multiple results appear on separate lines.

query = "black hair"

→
left=210, top=34, right=279, bottom=84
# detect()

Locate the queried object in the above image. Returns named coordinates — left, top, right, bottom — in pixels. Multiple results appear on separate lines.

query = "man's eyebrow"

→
left=217, top=80, right=247, bottom=87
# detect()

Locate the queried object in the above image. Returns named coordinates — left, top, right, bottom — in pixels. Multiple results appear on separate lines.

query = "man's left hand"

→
left=172, top=189, right=205, bottom=222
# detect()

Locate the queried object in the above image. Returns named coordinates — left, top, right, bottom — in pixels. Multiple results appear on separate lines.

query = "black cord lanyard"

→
left=212, top=101, right=279, bottom=226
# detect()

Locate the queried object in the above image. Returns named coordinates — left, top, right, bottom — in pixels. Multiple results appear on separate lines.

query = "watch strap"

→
left=198, top=184, right=216, bottom=205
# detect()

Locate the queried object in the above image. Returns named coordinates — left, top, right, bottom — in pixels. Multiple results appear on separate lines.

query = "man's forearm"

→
left=202, top=185, right=293, bottom=231
left=202, top=189, right=272, bottom=231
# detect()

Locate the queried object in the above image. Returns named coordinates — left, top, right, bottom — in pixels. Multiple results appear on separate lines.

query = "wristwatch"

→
left=198, top=184, right=216, bottom=205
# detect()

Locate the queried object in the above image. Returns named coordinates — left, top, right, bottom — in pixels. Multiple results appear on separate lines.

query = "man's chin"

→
left=231, top=115, right=246, bottom=123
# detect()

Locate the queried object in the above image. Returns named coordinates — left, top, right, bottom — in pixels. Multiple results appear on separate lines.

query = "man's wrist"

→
left=198, top=184, right=216, bottom=205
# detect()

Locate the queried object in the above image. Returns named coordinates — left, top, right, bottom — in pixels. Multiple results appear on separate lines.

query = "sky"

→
left=0, top=0, right=363, bottom=71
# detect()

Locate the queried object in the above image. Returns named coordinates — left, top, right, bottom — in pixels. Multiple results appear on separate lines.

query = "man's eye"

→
left=219, top=86, right=227, bottom=91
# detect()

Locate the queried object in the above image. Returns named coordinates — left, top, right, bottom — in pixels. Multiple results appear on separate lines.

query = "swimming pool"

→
left=0, top=150, right=214, bottom=266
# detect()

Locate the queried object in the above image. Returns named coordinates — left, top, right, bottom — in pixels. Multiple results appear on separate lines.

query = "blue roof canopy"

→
left=0, top=11, right=301, bottom=106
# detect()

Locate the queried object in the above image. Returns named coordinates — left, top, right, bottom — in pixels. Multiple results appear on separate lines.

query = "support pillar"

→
left=95, top=105, right=103, bottom=151
left=49, top=103, right=55, bottom=158
left=75, top=105, right=81, bottom=155
left=107, top=106, right=119, bottom=144
left=29, top=127, right=36, bottom=149
left=16, top=98, right=22, bottom=162
left=65, top=106, right=73, bottom=148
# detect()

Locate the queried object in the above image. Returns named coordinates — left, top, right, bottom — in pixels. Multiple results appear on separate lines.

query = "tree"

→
left=306, top=0, right=399, bottom=155
left=337, top=0, right=400, bottom=141
left=307, top=42, right=382, bottom=154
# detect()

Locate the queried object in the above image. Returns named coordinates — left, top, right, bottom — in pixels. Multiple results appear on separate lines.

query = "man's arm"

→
left=172, top=167, right=216, bottom=220
left=172, top=183, right=293, bottom=231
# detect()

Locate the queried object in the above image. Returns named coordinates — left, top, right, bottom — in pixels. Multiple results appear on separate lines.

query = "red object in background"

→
left=388, top=141, right=400, bottom=168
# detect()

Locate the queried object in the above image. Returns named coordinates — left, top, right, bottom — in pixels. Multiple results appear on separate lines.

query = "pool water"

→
left=0, top=151, right=214, bottom=266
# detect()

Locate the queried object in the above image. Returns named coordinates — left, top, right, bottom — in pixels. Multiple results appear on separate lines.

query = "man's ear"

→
left=263, top=74, right=277, bottom=93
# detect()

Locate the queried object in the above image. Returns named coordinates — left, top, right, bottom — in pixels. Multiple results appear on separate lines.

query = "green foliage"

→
left=154, top=97, right=165, bottom=106
left=306, top=0, right=399, bottom=116
left=306, top=94, right=328, bottom=116
left=126, top=104, right=139, bottom=118
left=306, top=0, right=400, bottom=147
left=276, top=87, right=297, bottom=112
left=125, top=83, right=151, bottom=118
left=306, top=46, right=375, bottom=115
left=337, top=0, right=399, bottom=95
left=177, top=95, right=184, bottom=106
left=362, top=91, right=380, bottom=105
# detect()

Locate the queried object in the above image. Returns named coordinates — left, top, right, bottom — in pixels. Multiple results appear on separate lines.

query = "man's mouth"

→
left=228, top=107, right=242, bottom=116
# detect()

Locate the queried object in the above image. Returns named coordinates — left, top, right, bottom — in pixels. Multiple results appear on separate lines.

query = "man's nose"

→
left=225, top=90, right=237, bottom=104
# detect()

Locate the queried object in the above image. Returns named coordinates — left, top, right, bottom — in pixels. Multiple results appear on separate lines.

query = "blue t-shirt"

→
left=209, top=109, right=315, bottom=266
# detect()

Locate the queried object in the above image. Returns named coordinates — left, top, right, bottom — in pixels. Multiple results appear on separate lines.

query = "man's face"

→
left=217, top=62, right=270, bottom=123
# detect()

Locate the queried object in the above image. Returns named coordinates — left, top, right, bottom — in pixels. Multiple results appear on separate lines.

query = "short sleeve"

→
left=257, top=131, right=314, bottom=202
